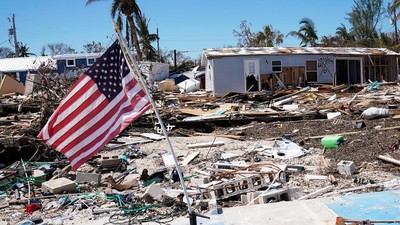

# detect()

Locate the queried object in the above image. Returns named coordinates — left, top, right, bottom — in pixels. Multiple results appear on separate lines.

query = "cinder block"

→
left=212, top=175, right=269, bottom=200
left=101, top=155, right=122, bottom=168
left=337, top=160, right=355, bottom=175
left=247, top=191, right=262, bottom=205
left=76, top=172, right=101, bottom=185
left=143, top=183, right=165, bottom=202
left=259, top=188, right=291, bottom=204
left=240, top=194, right=248, bottom=204
left=41, top=178, right=76, bottom=194
left=32, top=170, right=46, bottom=187
left=190, top=177, right=209, bottom=186
left=208, top=198, right=218, bottom=214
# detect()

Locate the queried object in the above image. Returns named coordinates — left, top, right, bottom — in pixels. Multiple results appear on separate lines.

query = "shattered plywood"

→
left=0, top=75, right=25, bottom=96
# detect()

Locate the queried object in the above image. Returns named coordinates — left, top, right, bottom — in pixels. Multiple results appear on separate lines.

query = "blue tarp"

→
left=326, top=190, right=400, bottom=224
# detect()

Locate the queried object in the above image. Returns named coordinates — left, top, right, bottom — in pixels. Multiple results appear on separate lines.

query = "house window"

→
left=272, top=61, right=282, bottom=73
left=87, top=58, right=96, bottom=66
left=248, top=62, right=256, bottom=74
left=306, top=60, right=317, bottom=82
left=66, top=59, right=75, bottom=67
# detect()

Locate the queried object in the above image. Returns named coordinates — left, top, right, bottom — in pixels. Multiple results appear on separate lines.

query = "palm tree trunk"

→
left=127, top=16, right=142, bottom=61
left=395, top=7, right=399, bottom=45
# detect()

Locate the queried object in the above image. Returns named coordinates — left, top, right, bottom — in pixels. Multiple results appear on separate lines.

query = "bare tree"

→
left=47, top=43, right=77, bottom=56
left=347, top=0, right=385, bottom=47
left=83, top=41, right=106, bottom=53
left=0, top=47, right=14, bottom=58
left=233, top=20, right=257, bottom=47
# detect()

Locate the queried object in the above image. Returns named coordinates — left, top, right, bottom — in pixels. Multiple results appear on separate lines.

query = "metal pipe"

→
left=113, top=23, right=194, bottom=218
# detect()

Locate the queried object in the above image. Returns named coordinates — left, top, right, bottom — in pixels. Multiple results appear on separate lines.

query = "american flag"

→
left=38, top=40, right=150, bottom=170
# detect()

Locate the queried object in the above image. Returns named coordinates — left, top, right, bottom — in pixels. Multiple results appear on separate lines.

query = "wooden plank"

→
left=238, top=111, right=289, bottom=116
left=306, top=131, right=363, bottom=139
left=378, top=155, right=400, bottom=166
left=140, top=133, right=165, bottom=140
left=182, top=152, right=200, bottom=166
left=180, top=108, right=221, bottom=116
left=298, top=185, right=334, bottom=200
left=162, top=154, right=175, bottom=167
left=375, top=126, right=400, bottom=131
left=192, top=169, right=211, bottom=176
left=187, top=141, right=224, bottom=149
left=313, top=103, right=343, bottom=110
left=193, top=133, right=244, bottom=140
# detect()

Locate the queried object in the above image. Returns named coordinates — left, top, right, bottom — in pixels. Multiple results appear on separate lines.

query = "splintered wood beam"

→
left=312, top=103, right=343, bottom=110
left=378, top=155, right=400, bottom=166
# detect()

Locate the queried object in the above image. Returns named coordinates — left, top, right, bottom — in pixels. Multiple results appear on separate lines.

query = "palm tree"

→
left=389, top=0, right=400, bottom=45
left=254, top=25, right=284, bottom=47
left=335, top=24, right=355, bottom=47
left=320, top=36, right=337, bottom=47
left=17, top=42, right=35, bottom=57
left=287, top=17, right=318, bottom=47
left=136, top=13, right=159, bottom=61
left=86, top=0, right=143, bottom=61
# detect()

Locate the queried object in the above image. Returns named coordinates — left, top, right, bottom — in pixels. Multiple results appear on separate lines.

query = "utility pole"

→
left=9, top=14, right=19, bottom=57
left=156, top=27, right=160, bottom=62
left=173, top=49, right=177, bottom=71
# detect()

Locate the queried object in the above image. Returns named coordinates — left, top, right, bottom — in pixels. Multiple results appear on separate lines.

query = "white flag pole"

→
left=113, top=24, right=196, bottom=218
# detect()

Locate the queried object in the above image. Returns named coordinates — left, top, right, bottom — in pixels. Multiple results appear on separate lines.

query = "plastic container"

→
left=321, top=136, right=344, bottom=149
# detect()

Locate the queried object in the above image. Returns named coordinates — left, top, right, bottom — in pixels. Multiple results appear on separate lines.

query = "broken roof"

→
left=202, top=47, right=400, bottom=60
left=52, top=52, right=102, bottom=60
left=0, top=56, right=54, bottom=73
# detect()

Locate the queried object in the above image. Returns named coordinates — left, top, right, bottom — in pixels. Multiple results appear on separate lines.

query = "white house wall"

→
left=207, top=55, right=338, bottom=96
left=205, top=60, right=215, bottom=93
left=212, top=57, right=247, bottom=96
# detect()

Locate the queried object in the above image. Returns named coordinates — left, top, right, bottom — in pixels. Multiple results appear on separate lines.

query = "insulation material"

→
left=177, top=78, right=200, bottom=93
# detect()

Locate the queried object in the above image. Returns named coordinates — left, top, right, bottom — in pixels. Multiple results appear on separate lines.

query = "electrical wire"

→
left=0, top=40, right=9, bottom=46
left=108, top=202, right=186, bottom=225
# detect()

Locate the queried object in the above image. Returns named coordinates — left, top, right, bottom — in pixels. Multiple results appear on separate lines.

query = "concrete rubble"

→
left=1, top=72, right=400, bottom=224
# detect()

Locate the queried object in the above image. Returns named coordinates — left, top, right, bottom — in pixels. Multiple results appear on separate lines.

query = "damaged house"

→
left=0, top=56, right=54, bottom=95
left=54, top=53, right=169, bottom=82
left=53, top=53, right=102, bottom=77
left=201, top=47, right=400, bottom=97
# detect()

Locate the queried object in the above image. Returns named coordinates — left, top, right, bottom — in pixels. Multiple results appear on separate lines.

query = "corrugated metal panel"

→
left=203, top=47, right=400, bottom=59
left=52, top=52, right=102, bottom=59
left=0, top=56, right=54, bottom=72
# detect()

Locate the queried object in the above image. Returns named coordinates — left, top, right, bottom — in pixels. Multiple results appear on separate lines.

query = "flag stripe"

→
left=43, top=76, right=93, bottom=139
left=53, top=79, right=100, bottom=127
left=71, top=104, right=150, bottom=170
left=52, top=79, right=145, bottom=155
left=38, top=40, right=150, bottom=170
left=45, top=73, right=140, bottom=148
left=52, top=82, right=103, bottom=135
left=61, top=86, right=146, bottom=158
left=69, top=101, right=150, bottom=169
left=67, top=95, right=148, bottom=165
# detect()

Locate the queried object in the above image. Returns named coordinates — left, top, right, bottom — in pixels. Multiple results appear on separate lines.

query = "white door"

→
left=244, top=59, right=260, bottom=92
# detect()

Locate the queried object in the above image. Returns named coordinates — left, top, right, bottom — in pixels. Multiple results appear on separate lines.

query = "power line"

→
left=0, top=40, right=9, bottom=46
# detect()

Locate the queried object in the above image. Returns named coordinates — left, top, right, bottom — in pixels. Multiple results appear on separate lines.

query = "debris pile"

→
left=1, top=77, right=400, bottom=224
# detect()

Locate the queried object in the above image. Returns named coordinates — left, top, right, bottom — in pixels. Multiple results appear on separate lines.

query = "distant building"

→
left=201, top=47, right=400, bottom=97
left=53, top=53, right=169, bottom=82
left=0, top=56, right=54, bottom=85
left=53, top=53, right=102, bottom=77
